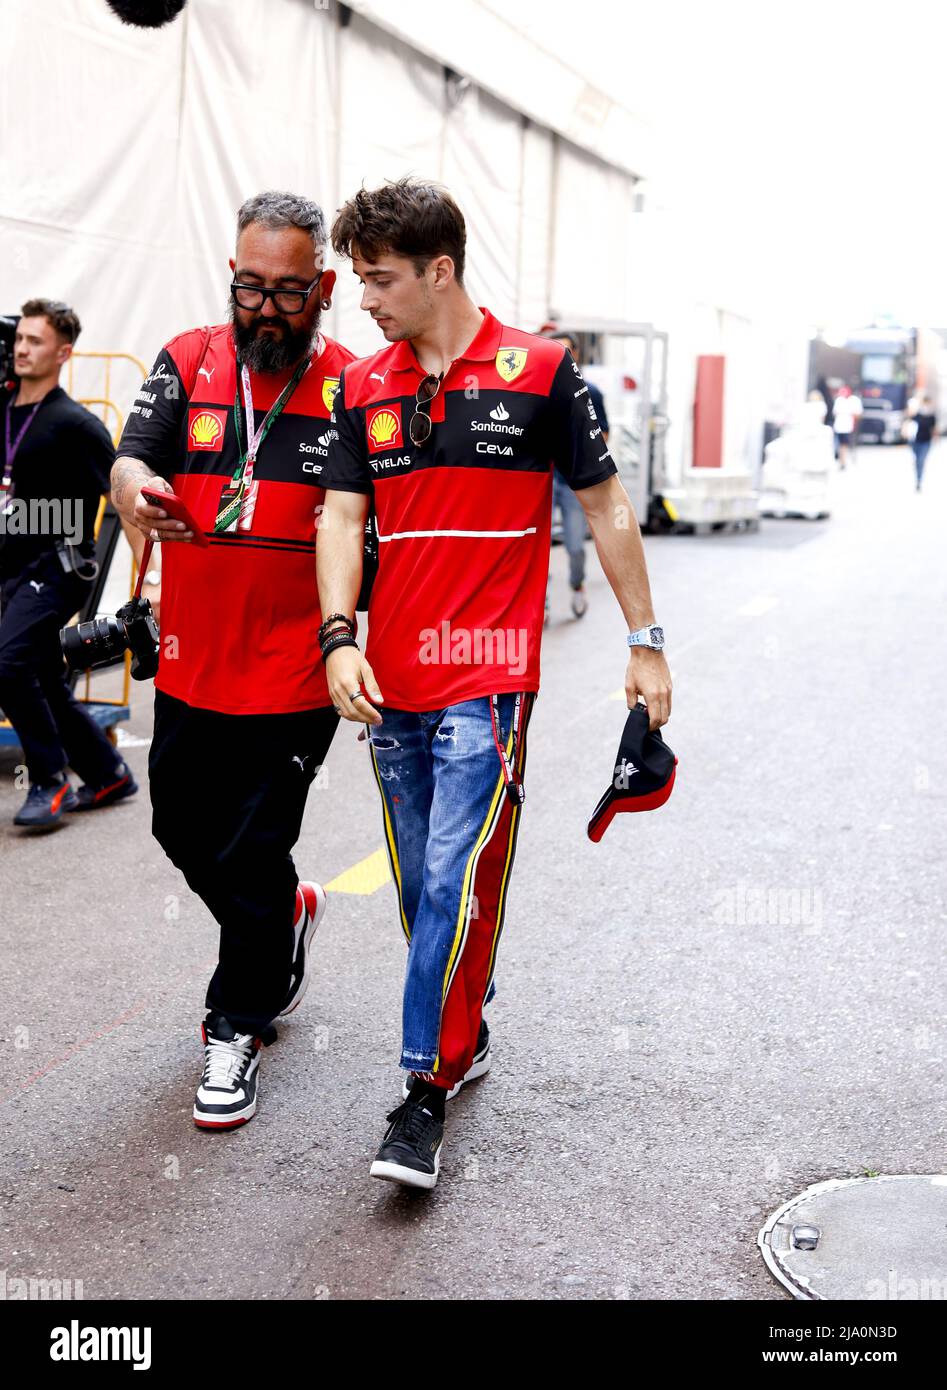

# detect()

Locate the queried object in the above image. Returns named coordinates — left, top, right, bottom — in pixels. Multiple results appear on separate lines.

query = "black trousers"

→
left=149, top=689, right=340, bottom=1032
left=0, top=553, right=123, bottom=786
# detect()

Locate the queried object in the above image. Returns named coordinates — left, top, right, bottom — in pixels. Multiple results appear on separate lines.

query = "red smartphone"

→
left=140, top=486, right=209, bottom=548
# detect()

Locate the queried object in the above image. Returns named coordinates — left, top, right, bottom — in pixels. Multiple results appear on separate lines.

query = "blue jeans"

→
left=912, top=439, right=931, bottom=485
left=552, top=474, right=587, bottom=589
left=367, top=693, right=534, bottom=1089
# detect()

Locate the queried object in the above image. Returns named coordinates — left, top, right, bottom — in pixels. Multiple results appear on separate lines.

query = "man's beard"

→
left=229, top=304, right=320, bottom=374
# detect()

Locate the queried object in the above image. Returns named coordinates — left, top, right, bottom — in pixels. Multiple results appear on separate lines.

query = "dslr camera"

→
left=61, top=595, right=159, bottom=681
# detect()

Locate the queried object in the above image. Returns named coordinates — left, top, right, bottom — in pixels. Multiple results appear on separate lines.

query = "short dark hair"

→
left=331, top=178, right=467, bottom=284
left=20, top=298, right=81, bottom=345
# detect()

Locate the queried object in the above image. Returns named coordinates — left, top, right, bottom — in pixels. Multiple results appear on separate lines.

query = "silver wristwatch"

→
left=627, top=624, right=665, bottom=650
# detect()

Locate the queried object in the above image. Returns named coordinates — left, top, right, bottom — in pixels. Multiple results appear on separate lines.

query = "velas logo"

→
left=495, top=347, right=528, bottom=383
left=366, top=402, right=403, bottom=452
left=188, top=408, right=226, bottom=451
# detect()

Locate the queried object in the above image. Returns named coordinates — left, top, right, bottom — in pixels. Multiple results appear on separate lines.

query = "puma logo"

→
left=198, top=366, right=215, bottom=382
left=29, top=580, right=44, bottom=593
left=370, top=371, right=389, bottom=384
left=291, top=754, right=309, bottom=772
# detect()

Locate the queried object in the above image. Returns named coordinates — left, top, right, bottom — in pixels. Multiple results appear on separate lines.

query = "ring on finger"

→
left=349, top=690, right=363, bottom=701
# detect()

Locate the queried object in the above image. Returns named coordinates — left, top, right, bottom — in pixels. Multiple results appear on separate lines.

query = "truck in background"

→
left=808, top=325, right=946, bottom=443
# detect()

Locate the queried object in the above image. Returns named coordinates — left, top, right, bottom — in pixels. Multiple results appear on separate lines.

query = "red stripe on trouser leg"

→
left=433, top=695, right=533, bottom=1090
left=431, top=695, right=528, bottom=1084
left=434, top=792, right=519, bottom=1089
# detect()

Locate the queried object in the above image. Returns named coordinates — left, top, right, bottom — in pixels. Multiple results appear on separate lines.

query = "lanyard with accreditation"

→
left=213, top=355, right=310, bottom=533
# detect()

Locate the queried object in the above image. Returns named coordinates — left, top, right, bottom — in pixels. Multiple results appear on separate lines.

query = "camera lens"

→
left=60, top=615, right=127, bottom=673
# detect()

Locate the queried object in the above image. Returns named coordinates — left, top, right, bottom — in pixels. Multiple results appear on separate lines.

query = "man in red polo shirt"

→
left=317, top=178, right=672, bottom=1189
left=112, top=191, right=354, bottom=1131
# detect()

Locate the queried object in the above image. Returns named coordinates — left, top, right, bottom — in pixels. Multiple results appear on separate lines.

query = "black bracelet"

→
left=318, top=612, right=355, bottom=644
left=320, top=634, right=359, bottom=662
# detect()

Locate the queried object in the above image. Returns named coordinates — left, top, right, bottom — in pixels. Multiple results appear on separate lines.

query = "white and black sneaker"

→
left=370, top=1100, right=444, bottom=1190
left=192, top=1013, right=274, bottom=1130
left=402, top=1019, right=491, bottom=1101
left=278, top=880, right=327, bottom=1018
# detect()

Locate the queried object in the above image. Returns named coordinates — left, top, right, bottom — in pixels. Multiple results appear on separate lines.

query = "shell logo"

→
left=188, top=408, right=226, bottom=451
left=367, top=403, right=403, bottom=452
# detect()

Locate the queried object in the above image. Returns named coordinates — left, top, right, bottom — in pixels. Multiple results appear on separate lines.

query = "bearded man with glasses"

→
left=111, top=191, right=355, bottom=1131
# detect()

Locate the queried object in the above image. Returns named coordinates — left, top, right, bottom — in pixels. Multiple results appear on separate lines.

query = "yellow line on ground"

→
left=325, top=847, right=392, bottom=895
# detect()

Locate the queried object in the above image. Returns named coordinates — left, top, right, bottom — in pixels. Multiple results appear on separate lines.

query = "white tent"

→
left=0, top=0, right=646, bottom=376
left=1, top=0, right=800, bottom=521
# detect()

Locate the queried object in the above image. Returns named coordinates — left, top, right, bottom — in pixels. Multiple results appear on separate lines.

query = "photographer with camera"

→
left=111, top=192, right=354, bottom=1130
left=0, top=299, right=137, bottom=828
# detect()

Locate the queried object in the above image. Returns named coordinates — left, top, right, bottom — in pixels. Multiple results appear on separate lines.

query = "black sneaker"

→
left=68, top=762, right=138, bottom=812
left=370, top=1100, right=444, bottom=1189
left=192, top=1013, right=274, bottom=1131
left=13, top=778, right=78, bottom=828
left=402, top=1019, right=491, bottom=1101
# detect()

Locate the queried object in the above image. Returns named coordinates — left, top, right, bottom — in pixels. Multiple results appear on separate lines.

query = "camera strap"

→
left=134, top=538, right=155, bottom=598
left=213, top=356, right=310, bottom=534
left=55, top=540, right=99, bottom=582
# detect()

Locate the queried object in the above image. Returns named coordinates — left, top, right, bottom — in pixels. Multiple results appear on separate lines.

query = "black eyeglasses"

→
left=409, top=373, right=443, bottom=447
left=230, top=273, right=322, bottom=316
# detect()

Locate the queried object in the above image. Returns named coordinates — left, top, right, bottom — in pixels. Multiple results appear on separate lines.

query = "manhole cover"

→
left=758, top=1175, right=947, bottom=1300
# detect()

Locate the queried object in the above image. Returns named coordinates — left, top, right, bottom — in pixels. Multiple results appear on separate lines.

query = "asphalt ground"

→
left=0, top=443, right=944, bottom=1301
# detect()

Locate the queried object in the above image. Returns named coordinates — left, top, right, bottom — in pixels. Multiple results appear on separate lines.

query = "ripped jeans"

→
left=367, top=693, right=535, bottom=1089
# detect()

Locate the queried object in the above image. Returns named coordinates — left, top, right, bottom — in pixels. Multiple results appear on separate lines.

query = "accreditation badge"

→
left=215, top=478, right=259, bottom=533
left=216, top=481, right=240, bottom=533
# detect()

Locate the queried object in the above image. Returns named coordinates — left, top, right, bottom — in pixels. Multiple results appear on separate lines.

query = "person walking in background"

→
left=906, top=393, right=937, bottom=491
left=832, top=385, right=862, bottom=468
left=543, top=328, right=610, bottom=622
left=803, top=389, right=828, bottom=426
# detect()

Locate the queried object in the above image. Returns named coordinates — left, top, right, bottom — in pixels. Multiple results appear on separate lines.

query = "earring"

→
left=321, top=299, right=331, bottom=310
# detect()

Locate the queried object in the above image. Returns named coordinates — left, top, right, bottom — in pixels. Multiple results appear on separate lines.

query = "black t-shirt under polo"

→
left=0, top=384, right=114, bottom=579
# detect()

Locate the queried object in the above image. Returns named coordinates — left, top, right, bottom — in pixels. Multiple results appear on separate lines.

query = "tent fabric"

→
left=1, top=0, right=637, bottom=373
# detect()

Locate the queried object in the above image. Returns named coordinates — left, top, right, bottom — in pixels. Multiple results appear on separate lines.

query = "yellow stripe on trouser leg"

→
left=368, top=740, right=411, bottom=944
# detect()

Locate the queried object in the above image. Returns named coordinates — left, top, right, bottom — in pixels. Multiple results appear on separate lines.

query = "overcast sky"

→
left=495, top=0, right=945, bottom=331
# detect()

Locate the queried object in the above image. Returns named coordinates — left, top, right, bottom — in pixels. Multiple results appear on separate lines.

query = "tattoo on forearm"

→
left=111, top=458, right=155, bottom=507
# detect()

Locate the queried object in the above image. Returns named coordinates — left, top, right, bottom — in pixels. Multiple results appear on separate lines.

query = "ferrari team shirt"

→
left=321, top=308, right=617, bottom=710
left=117, top=324, right=355, bottom=714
